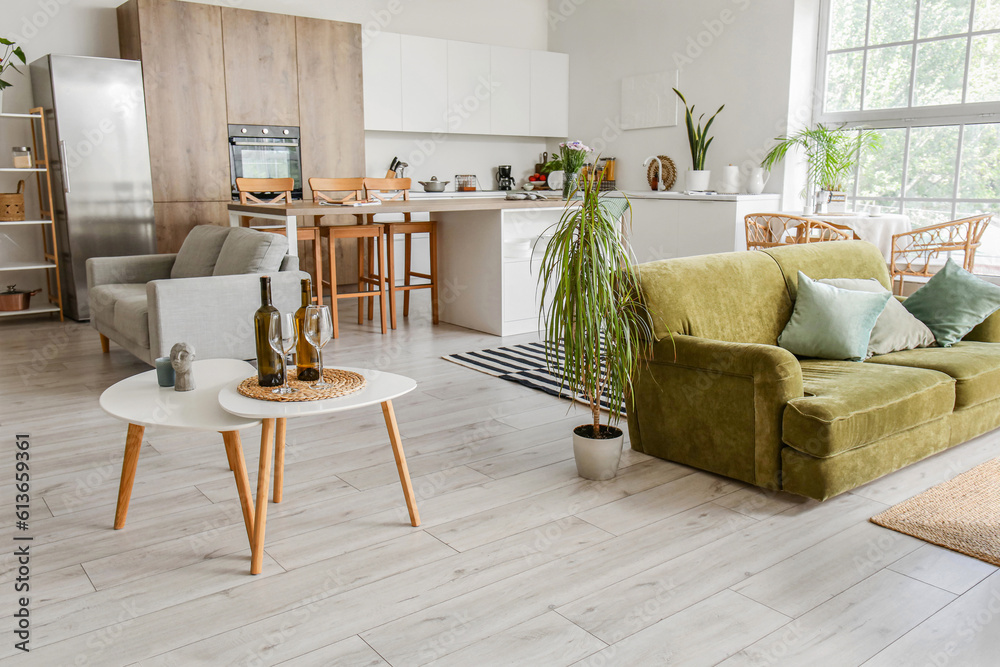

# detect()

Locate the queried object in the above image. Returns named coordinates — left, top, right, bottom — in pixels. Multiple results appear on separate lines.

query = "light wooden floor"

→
left=1, top=297, right=998, bottom=666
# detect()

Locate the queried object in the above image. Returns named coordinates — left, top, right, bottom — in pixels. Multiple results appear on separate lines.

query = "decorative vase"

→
left=746, top=167, right=769, bottom=195
left=685, top=169, right=711, bottom=192
left=572, top=425, right=624, bottom=480
left=562, top=170, right=580, bottom=200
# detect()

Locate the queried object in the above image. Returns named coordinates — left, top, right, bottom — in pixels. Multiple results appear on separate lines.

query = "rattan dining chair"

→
left=889, top=214, right=992, bottom=294
left=744, top=213, right=853, bottom=250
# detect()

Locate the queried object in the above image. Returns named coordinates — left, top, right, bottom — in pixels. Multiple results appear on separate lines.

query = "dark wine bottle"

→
left=294, top=278, right=321, bottom=381
left=253, top=276, right=284, bottom=387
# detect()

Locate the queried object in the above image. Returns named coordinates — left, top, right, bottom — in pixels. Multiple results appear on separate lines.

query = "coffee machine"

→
left=496, top=165, right=514, bottom=190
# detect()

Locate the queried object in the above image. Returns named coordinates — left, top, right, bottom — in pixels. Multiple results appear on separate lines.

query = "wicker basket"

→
left=0, top=181, right=25, bottom=222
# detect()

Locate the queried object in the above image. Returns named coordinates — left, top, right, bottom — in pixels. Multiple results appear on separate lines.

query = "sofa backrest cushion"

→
left=170, top=225, right=231, bottom=279
left=213, top=228, right=289, bottom=276
left=637, top=251, right=792, bottom=344
left=762, top=241, right=891, bottom=301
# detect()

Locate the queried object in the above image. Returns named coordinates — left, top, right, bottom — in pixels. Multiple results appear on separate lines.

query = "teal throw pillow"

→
left=902, top=258, right=1000, bottom=347
left=778, top=272, right=891, bottom=361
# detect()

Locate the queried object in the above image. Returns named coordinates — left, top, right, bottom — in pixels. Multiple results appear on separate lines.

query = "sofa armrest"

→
left=87, top=254, right=177, bottom=288
left=146, top=271, right=305, bottom=360
left=626, top=334, right=803, bottom=490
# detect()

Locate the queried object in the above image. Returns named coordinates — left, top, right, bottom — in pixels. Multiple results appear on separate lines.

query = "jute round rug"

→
left=870, top=457, right=1000, bottom=567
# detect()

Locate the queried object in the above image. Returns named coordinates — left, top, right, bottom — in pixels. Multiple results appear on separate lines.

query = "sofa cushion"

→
left=783, top=360, right=954, bottom=458
left=819, top=278, right=935, bottom=357
left=778, top=272, right=890, bottom=361
left=89, top=284, right=146, bottom=330
left=213, top=228, right=288, bottom=276
left=902, top=258, right=1000, bottom=347
left=171, top=225, right=231, bottom=279
left=114, top=290, right=150, bottom=348
left=869, top=342, right=1000, bottom=410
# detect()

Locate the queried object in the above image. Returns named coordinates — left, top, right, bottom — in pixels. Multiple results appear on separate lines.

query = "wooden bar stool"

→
left=362, top=177, right=439, bottom=329
left=236, top=177, right=323, bottom=305
left=309, top=178, right=389, bottom=337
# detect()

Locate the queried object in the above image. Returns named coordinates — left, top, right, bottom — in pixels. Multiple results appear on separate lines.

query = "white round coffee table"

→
left=100, top=359, right=262, bottom=554
left=218, top=366, right=419, bottom=574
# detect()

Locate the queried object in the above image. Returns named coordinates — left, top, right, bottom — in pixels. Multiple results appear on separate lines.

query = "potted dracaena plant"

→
left=673, top=88, right=724, bottom=193
left=0, top=38, right=27, bottom=111
left=761, top=123, right=881, bottom=213
left=535, top=161, right=653, bottom=480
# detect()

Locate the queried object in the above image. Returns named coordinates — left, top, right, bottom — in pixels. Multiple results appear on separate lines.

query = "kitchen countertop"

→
left=610, top=190, right=781, bottom=202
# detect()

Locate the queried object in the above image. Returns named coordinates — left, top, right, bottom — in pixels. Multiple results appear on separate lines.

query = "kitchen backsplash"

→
left=365, top=131, right=549, bottom=191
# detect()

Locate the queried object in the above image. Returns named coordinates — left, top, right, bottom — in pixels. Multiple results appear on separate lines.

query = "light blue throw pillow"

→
left=778, top=272, right=891, bottom=361
left=902, top=258, right=1000, bottom=347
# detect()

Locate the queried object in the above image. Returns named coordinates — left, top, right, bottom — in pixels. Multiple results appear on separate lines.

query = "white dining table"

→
left=791, top=211, right=912, bottom=260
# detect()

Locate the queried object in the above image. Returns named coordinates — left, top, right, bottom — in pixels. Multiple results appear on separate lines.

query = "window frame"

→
left=815, top=0, right=1000, bottom=126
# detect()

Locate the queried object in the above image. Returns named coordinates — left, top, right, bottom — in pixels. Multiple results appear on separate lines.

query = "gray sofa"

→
left=87, top=225, right=305, bottom=364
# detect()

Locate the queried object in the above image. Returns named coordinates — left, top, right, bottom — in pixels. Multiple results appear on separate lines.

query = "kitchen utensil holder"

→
left=0, top=180, right=26, bottom=221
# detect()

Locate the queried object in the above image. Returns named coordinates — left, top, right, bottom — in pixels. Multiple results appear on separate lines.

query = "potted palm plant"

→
left=535, top=164, right=653, bottom=480
left=761, top=123, right=881, bottom=213
left=673, top=88, right=724, bottom=192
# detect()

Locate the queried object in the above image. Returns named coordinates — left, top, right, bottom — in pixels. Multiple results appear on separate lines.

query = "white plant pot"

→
left=685, top=170, right=711, bottom=192
left=573, top=425, right=624, bottom=480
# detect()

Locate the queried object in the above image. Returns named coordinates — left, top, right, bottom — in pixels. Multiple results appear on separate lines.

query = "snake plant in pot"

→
left=673, top=88, right=724, bottom=192
left=535, top=167, right=653, bottom=480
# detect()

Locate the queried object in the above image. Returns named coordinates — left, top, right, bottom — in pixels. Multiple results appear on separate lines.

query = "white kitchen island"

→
left=229, top=190, right=782, bottom=338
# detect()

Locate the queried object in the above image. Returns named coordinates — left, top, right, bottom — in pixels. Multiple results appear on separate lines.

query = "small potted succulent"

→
left=673, top=88, right=724, bottom=192
left=535, top=167, right=652, bottom=480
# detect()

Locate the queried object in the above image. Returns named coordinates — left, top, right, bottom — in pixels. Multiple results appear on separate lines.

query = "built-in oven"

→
left=228, top=124, right=302, bottom=200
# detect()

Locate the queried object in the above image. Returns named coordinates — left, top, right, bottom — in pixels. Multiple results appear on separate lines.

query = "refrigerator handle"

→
left=59, top=140, right=71, bottom=194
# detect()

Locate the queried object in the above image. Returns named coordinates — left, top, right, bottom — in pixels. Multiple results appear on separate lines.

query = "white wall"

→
left=1, top=0, right=552, bottom=191
left=546, top=0, right=817, bottom=206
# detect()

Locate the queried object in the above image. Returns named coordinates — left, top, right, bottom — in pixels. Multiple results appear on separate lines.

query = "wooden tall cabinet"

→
left=117, top=0, right=230, bottom=210
left=222, top=9, right=299, bottom=127
left=117, top=0, right=365, bottom=261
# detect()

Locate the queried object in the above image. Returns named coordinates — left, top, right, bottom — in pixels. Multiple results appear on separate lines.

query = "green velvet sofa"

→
left=626, top=241, right=1000, bottom=501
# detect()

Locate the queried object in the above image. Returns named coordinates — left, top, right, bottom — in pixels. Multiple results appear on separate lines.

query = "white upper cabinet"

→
left=446, top=40, right=491, bottom=135
left=400, top=35, right=448, bottom=133
left=529, top=51, right=568, bottom=138
left=362, top=32, right=402, bottom=131
left=362, top=33, right=567, bottom=137
left=489, top=46, right=531, bottom=136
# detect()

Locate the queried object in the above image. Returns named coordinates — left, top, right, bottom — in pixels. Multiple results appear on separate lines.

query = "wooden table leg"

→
left=251, top=418, right=276, bottom=575
left=221, top=431, right=256, bottom=547
left=381, top=400, right=420, bottom=527
left=113, top=423, right=144, bottom=529
left=273, top=418, right=287, bottom=503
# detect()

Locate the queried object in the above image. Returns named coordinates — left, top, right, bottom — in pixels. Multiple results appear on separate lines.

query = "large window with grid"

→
left=817, top=0, right=1000, bottom=274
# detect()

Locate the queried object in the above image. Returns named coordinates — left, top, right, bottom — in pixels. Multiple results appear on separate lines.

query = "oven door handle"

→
left=230, top=139, right=299, bottom=147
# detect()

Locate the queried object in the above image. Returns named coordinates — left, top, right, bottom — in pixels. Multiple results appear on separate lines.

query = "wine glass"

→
left=303, top=305, right=334, bottom=387
left=267, top=311, right=299, bottom=394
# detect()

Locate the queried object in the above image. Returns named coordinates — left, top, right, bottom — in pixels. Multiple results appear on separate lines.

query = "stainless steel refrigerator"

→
left=30, top=55, right=156, bottom=321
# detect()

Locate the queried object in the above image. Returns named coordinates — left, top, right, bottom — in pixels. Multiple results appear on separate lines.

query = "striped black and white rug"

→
left=442, top=341, right=617, bottom=412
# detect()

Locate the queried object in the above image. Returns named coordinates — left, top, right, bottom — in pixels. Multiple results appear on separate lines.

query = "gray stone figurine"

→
left=170, top=342, right=196, bottom=392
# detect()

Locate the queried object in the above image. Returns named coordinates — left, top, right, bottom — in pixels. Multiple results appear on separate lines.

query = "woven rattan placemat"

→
left=871, top=457, right=1000, bottom=567
left=237, top=367, right=365, bottom=402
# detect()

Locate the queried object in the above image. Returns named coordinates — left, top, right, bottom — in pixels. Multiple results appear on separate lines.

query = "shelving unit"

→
left=0, top=108, right=63, bottom=321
